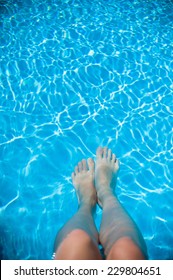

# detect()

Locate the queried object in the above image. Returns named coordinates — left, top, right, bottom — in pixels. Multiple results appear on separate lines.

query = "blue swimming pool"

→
left=0, top=0, right=173, bottom=260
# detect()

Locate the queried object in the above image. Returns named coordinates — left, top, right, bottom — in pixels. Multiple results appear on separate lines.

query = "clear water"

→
left=0, top=0, right=173, bottom=260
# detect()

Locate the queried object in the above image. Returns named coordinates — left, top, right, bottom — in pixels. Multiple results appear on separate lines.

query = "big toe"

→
left=96, top=146, right=104, bottom=158
left=87, top=158, right=94, bottom=172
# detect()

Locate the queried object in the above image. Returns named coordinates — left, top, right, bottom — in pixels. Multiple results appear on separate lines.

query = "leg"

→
left=53, top=158, right=102, bottom=260
left=95, top=147, right=148, bottom=260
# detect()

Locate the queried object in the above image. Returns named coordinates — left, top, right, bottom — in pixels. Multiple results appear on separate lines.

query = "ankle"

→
left=97, top=187, right=114, bottom=204
left=100, top=192, right=117, bottom=207
left=79, top=198, right=96, bottom=211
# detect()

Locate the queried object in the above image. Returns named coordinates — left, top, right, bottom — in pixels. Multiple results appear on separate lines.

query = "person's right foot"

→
left=95, top=147, right=119, bottom=206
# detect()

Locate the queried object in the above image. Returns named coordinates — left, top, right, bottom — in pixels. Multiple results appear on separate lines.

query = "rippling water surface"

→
left=0, top=0, right=173, bottom=259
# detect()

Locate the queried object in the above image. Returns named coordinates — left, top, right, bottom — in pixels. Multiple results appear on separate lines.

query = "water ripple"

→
left=0, top=0, right=173, bottom=260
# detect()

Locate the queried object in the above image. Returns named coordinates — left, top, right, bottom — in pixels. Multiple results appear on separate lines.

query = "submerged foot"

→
left=72, top=158, right=97, bottom=207
left=95, top=147, right=119, bottom=207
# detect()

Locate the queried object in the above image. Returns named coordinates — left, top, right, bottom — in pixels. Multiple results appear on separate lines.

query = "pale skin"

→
left=53, top=147, right=148, bottom=260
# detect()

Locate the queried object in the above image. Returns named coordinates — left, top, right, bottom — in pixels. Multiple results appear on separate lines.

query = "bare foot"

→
left=72, top=158, right=97, bottom=207
left=95, top=147, right=119, bottom=207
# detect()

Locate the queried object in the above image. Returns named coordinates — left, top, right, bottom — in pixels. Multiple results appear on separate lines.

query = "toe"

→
left=115, top=159, right=120, bottom=170
left=75, top=165, right=79, bottom=174
left=78, top=161, right=83, bottom=171
left=108, top=149, right=112, bottom=160
left=72, top=172, right=75, bottom=181
left=96, top=146, right=103, bottom=158
left=82, top=159, right=87, bottom=171
left=103, top=147, right=108, bottom=158
left=87, top=158, right=94, bottom=171
left=112, top=153, right=116, bottom=163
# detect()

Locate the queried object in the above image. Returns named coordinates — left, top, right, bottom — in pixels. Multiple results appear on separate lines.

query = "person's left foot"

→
left=72, top=158, right=97, bottom=207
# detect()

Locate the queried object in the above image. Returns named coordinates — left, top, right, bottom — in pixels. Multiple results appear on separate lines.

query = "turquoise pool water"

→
left=0, top=0, right=173, bottom=260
